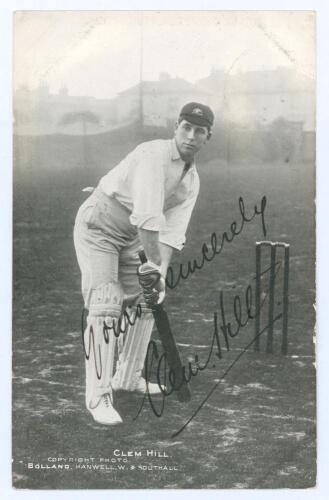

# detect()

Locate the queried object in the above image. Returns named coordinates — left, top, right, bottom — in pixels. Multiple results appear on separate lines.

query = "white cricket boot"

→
left=89, top=392, right=122, bottom=425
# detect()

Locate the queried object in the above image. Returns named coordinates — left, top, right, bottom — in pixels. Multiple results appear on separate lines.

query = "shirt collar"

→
left=170, top=139, right=196, bottom=169
left=170, top=138, right=181, bottom=161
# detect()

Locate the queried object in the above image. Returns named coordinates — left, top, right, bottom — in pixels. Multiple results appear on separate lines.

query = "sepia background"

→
left=12, top=11, right=316, bottom=489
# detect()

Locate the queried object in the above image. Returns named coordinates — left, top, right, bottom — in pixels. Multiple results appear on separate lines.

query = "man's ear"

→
left=206, top=130, right=212, bottom=141
left=174, top=121, right=179, bottom=132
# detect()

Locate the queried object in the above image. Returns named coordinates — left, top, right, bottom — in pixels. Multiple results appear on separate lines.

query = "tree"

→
left=59, top=111, right=100, bottom=169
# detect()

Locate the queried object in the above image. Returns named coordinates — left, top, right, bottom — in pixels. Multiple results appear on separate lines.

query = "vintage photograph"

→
left=12, top=10, right=316, bottom=489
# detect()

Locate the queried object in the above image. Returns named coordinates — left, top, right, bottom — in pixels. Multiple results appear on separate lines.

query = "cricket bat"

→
left=139, top=250, right=191, bottom=403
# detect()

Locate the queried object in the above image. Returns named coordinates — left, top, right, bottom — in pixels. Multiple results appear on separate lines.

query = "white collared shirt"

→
left=98, top=139, right=200, bottom=250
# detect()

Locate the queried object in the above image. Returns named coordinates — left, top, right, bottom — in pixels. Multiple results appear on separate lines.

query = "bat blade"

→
left=139, top=250, right=191, bottom=402
left=152, top=304, right=191, bottom=402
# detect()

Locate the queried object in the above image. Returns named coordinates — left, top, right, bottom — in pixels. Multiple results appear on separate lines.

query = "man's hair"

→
left=177, top=116, right=211, bottom=132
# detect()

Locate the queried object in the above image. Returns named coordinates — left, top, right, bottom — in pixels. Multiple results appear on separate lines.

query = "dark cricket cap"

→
left=179, top=102, right=214, bottom=128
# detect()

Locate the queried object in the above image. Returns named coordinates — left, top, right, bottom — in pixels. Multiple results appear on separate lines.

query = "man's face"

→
left=174, top=119, right=210, bottom=161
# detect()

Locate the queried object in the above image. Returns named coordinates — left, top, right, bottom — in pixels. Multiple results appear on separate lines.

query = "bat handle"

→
left=138, top=249, right=147, bottom=264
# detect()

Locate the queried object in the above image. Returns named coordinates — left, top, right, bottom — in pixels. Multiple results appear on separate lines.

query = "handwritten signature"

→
left=134, top=257, right=283, bottom=437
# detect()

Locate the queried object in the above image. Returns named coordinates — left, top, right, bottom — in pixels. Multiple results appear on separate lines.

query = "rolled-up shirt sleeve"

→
left=160, top=178, right=200, bottom=250
left=128, top=145, right=166, bottom=230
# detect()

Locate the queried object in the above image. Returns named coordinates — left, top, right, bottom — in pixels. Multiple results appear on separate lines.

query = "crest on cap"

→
left=191, top=107, right=203, bottom=116
left=179, top=102, right=214, bottom=127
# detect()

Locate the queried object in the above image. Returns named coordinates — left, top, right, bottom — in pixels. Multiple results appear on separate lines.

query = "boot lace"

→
left=103, top=393, right=113, bottom=407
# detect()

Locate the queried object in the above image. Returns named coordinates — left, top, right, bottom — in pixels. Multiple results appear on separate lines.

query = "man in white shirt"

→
left=74, top=102, right=214, bottom=425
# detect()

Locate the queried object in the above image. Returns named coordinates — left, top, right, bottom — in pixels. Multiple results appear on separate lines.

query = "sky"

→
left=14, top=11, right=315, bottom=99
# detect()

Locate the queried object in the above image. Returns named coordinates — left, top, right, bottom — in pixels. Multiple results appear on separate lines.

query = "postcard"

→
left=12, top=10, right=316, bottom=489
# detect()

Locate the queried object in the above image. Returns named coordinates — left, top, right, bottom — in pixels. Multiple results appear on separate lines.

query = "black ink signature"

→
left=166, top=196, right=267, bottom=290
left=134, top=257, right=283, bottom=426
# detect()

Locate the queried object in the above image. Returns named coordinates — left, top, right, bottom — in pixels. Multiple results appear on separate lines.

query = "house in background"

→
left=197, top=68, right=226, bottom=113
left=115, top=72, right=213, bottom=127
left=14, top=67, right=315, bottom=137
left=197, top=67, right=315, bottom=132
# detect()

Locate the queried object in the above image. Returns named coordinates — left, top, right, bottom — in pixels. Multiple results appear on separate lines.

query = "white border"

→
left=1, top=1, right=328, bottom=499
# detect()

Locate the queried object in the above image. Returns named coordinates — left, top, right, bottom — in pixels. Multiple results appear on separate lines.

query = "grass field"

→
left=12, top=140, right=316, bottom=489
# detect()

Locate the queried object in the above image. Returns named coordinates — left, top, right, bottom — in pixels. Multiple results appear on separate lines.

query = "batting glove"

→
left=137, top=262, right=166, bottom=307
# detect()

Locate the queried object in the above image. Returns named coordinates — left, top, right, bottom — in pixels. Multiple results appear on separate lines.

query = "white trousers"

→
left=73, top=188, right=154, bottom=405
